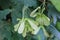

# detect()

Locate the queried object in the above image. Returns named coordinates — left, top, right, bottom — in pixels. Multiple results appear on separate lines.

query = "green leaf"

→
left=50, top=0, right=60, bottom=12
left=0, top=9, right=11, bottom=20
left=21, top=0, right=37, bottom=7
left=0, top=22, right=12, bottom=40
left=0, top=0, right=12, bottom=9
left=36, top=29, right=46, bottom=40
left=56, top=21, right=60, bottom=31
left=48, top=3, right=60, bottom=24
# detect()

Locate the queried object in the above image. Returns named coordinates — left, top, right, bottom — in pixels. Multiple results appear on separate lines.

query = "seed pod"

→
left=36, top=13, right=50, bottom=26
left=28, top=19, right=40, bottom=34
left=18, top=20, right=25, bottom=34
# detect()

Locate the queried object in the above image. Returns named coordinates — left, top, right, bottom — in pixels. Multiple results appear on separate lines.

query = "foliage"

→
left=0, top=0, right=60, bottom=40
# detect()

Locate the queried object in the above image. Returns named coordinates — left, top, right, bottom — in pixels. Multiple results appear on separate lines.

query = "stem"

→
left=41, top=26, right=50, bottom=37
left=41, top=0, right=46, bottom=13
left=22, top=6, right=28, bottom=20
left=30, top=6, right=41, bottom=17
